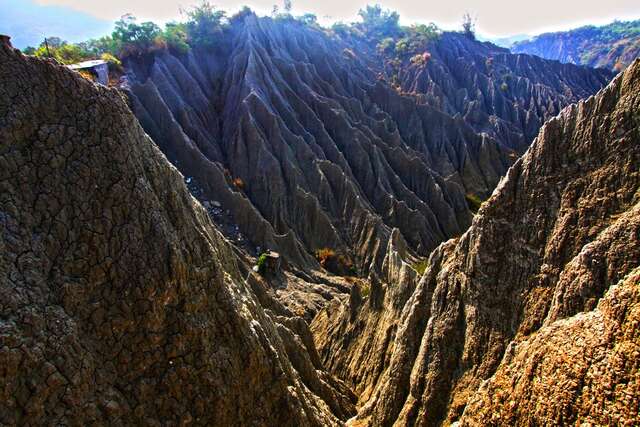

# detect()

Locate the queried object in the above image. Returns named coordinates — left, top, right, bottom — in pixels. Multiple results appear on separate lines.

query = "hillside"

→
left=0, top=37, right=354, bottom=425
left=122, top=15, right=610, bottom=315
left=512, top=19, right=640, bottom=71
left=314, top=58, right=640, bottom=425
left=1, top=9, right=638, bottom=427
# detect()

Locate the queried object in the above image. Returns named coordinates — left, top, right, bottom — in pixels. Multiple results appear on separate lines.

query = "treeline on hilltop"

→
left=22, top=2, right=237, bottom=65
left=22, top=1, right=477, bottom=66
left=512, top=19, right=640, bottom=71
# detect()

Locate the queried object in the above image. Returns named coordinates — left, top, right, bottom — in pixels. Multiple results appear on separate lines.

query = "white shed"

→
left=67, top=60, right=109, bottom=85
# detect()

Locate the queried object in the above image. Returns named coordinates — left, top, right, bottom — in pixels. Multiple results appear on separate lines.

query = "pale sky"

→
left=34, top=0, right=640, bottom=37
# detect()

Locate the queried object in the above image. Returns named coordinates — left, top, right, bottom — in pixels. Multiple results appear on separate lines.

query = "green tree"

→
left=44, top=37, right=65, bottom=49
left=86, top=36, right=119, bottom=56
left=182, top=1, right=227, bottom=49
left=163, top=22, right=190, bottom=54
left=111, top=14, right=162, bottom=57
left=461, top=12, right=476, bottom=40
left=357, top=4, right=400, bottom=39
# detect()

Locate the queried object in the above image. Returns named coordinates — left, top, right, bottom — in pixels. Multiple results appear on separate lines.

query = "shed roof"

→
left=67, top=60, right=107, bottom=70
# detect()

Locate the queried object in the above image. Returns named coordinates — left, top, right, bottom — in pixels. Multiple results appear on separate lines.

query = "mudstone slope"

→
left=0, top=15, right=637, bottom=427
left=123, top=16, right=612, bottom=289
left=352, top=31, right=612, bottom=152
left=0, top=38, right=355, bottom=426
left=314, top=58, right=640, bottom=426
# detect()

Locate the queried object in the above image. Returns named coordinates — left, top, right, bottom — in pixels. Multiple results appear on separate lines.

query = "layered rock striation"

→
left=123, top=17, right=611, bottom=279
left=0, top=39, right=354, bottom=426
left=315, top=59, right=640, bottom=426
left=373, top=32, right=613, bottom=152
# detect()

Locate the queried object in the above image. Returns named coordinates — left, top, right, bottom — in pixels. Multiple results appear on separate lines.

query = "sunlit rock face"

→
left=317, top=58, right=639, bottom=426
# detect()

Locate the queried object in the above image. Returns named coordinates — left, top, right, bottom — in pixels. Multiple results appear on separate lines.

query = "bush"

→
left=360, top=282, right=370, bottom=298
left=232, top=177, right=245, bottom=191
left=315, top=248, right=356, bottom=276
left=28, top=37, right=93, bottom=64
left=256, top=252, right=268, bottom=275
left=358, top=4, right=401, bottom=39
left=163, top=22, right=190, bottom=54
left=412, top=259, right=428, bottom=275
left=183, top=1, right=227, bottom=50
left=465, top=193, right=484, bottom=213
left=377, top=37, right=395, bottom=53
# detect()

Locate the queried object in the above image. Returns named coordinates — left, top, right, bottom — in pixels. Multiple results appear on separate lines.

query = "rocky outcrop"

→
left=461, top=267, right=640, bottom=426
left=124, top=18, right=465, bottom=275
left=374, top=32, right=613, bottom=153
left=123, top=17, right=611, bottom=283
left=316, top=59, right=640, bottom=425
left=0, top=40, right=354, bottom=425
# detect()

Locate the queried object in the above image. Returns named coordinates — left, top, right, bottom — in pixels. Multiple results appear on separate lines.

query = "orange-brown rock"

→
left=316, top=59, right=640, bottom=426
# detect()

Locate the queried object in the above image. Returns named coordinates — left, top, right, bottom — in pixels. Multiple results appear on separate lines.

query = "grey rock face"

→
left=0, top=42, right=354, bottom=426
left=124, top=18, right=610, bottom=279
left=316, top=59, right=640, bottom=426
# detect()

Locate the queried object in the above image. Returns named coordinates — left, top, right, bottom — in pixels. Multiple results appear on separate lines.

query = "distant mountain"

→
left=0, top=0, right=111, bottom=49
left=479, top=33, right=530, bottom=48
left=512, top=19, right=640, bottom=71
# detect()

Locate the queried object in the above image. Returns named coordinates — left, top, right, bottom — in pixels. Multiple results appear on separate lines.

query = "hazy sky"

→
left=34, top=0, right=640, bottom=36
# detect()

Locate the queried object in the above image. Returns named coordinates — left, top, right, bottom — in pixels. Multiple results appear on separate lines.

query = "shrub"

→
left=465, top=193, right=484, bottom=213
left=377, top=37, right=395, bottom=53
left=412, top=259, right=428, bottom=275
left=315, top=248, right=356, bottom=276
left=182, top=1, right=227, bottom=50
left=315, top=248, right=336, bottom=264
left=411, top=23, right=439, bottom=41
left=163, top=22, right=190, bottom=54
left=394, top=38, right=409, bottom=54
left=357, top=4, right=401, bottom=39
left=256, top=252, right=268, bottom=275
left=30, top=38, right=93, bottom=64
left=232, top=177, right=245, bottom=190
left=100, top=52, right=121, bottom=67
left=360, top=282, right=370, bottom=298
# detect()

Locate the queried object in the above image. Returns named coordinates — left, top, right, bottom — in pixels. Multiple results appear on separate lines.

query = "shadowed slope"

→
left=0, top=39, right=354, bottom=426
left=125, top=18, right=612, bottom=285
